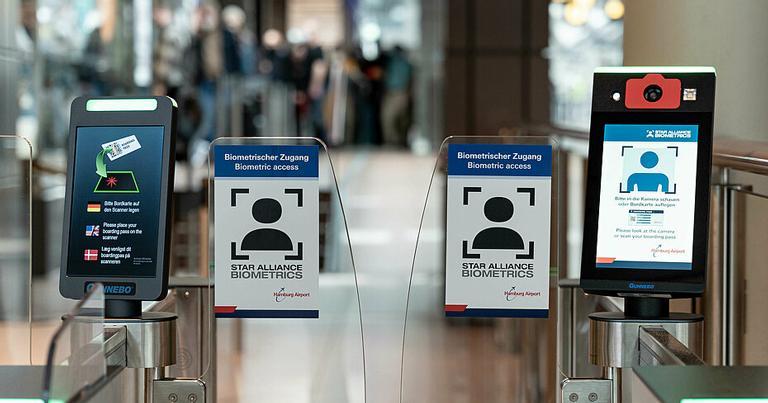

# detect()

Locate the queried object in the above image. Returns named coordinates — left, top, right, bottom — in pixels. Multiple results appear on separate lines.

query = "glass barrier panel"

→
left=400, top=136, right=560, bottom=403
left=729, top=187, right=768, bottom=365
left=0, top=135, right=32, bottom=366
left=29, top=138, right=80, bottom=365
left=209, top=137, right=366, bottom=403
left=42, top=283, right=106, bottom=403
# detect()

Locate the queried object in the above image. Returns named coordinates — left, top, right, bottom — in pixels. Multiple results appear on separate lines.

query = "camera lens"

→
left=643, top=85, right=663, bottom=102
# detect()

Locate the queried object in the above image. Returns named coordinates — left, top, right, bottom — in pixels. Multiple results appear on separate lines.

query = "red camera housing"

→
left=625, top=73, right=681, bottom=109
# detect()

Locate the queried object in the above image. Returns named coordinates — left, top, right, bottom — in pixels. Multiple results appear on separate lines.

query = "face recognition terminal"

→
left=59, top=96, right=177, bottom=318
left=579, top=67, right=716, bottom=317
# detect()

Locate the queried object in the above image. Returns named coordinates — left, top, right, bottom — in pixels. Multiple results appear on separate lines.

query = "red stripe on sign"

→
left=445, top=304, right=468, bottom=312
left=596, top=257, right=616, bottom=264
left=214, top=306, right=237, bottom=314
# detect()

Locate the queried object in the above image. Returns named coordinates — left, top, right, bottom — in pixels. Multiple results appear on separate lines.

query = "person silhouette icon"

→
left=241, top=198, right=293, bottom=251
left=472, top=196, right=525, bottom=250
left=627, top=151, right=669, bottom=192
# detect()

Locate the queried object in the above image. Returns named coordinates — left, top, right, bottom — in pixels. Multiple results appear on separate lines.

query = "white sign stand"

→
left=445, top=143, right=553, bottom=318
left=213, top=144, right=320, bottom=318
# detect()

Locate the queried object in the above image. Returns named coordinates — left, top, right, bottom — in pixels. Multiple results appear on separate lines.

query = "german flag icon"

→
left=86, top=201, right=101, bottom=213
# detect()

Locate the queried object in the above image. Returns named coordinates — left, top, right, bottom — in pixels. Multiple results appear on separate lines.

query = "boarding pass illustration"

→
left=101, top=135, right=142, bottom=161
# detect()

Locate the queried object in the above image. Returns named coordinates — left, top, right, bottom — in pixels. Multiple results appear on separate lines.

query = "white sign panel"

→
left=214, top=145, right=319, bottom=318
left=445, top=144, right=552, bottom=318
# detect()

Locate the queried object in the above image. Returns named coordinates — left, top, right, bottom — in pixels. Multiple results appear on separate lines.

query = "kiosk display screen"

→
left=579, top=68, right=715, bottom=297
left=65, top=126, right=165, bottom=278
left=595, top=124, right=699, bottom=271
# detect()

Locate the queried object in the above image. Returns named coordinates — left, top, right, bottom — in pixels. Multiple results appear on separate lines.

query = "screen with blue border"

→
left=596, top=123, right=699, bottom=271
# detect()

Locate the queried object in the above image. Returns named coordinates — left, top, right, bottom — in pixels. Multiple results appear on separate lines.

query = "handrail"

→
left=638, top=327, right=706, bottom=366
left=522, top=124, right=768, bottom=175
left=710, top=138, right=768, bottom=175
left=66, top=327, right=128, bottom=403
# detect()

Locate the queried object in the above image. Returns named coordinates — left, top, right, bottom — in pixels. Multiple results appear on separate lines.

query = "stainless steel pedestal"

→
left=589, top=312, right=703, bottom=368
left=587, top=312, right=703, bottom=402
left=104, top=312, right=177, bottom=369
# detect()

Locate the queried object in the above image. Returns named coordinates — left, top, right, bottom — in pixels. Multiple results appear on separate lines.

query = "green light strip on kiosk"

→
left=594, top=66, right=716, bottom=74
left=85, top=98, right=158, bottom=112
left=681, top=399, right=768, bottom=402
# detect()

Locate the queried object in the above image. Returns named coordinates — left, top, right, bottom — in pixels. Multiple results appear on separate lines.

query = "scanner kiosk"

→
left=59, top=96, right=179, bottom=372
left=578, top=67, right=716, bottom=402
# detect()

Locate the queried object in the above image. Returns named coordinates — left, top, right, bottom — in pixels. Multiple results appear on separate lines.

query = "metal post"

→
left=558, top=281, right=576, bottom=380
left=145, top=368, right=162, bottom=402
left=602, top=366, right=621, bottom=403
left=586, top=312, right=703, bottom=402
left=156, top=280, right=216, bottom=403
left=704, top=168, right=726, bottom=365
left=103, top=313, right=177, bottom=402
left=722, top=167, right=733, bottom=365
left=721, top=167, right=746, bottom=366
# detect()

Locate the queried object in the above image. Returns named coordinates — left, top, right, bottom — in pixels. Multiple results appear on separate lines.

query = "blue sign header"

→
left=604, top=124, right=699, bottom=142
left=214, top=145, right=319, bottom=178
left=447, top=144, right=552, bottom=177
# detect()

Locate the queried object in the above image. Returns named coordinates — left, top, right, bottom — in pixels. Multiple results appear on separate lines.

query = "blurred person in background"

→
left=260, top=29, right=291, bottom=83
left=307, top=40, right=329, bottom=142
left=152, top=4, right=186, bottom=101
left=17, top=0, right=35, bottom=47
left=221, top=5, right=247, bottom=138
left=79, top=0, right=120, bottom=96
left=341, top=46, right=366, bottom=144
left=289, top=37, right=311, bottom=136
left=363, top=43, right=386, bottom=145
left=221, top=5, right=244, bottom=77
left=180, top=3, right=223, bottom=166
left=230, top=8, right=257, bottom=77
left=189, top=3, right=222, bottom=144
left=322, top=45, right=354, bottom=145
left=288, top=29, right=326, bottom=138
left=354, top=44, right=385, bottom=144
left=16, top=0, right=38, bottom=152
left=381, top=45, right=413, bottom=147
left=261, top=29, right=295, bottom=136
left=153, top=4, right=193, bottom=160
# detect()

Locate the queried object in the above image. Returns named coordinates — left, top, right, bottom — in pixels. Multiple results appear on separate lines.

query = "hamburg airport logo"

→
left=504, top=287, right=542, bottom=301
left=651, top=244, right=686, bottom=258
left=275, top=287, right=288, bottom=302
left=273, top=287, right=310, bottom=302
left=505, top=287, right=518, bottom=302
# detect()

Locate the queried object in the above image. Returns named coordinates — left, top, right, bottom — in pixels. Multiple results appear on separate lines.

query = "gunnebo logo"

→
left=628, top=282, right=655, bottom=290
left=85, top=282, right=136, bottom=295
